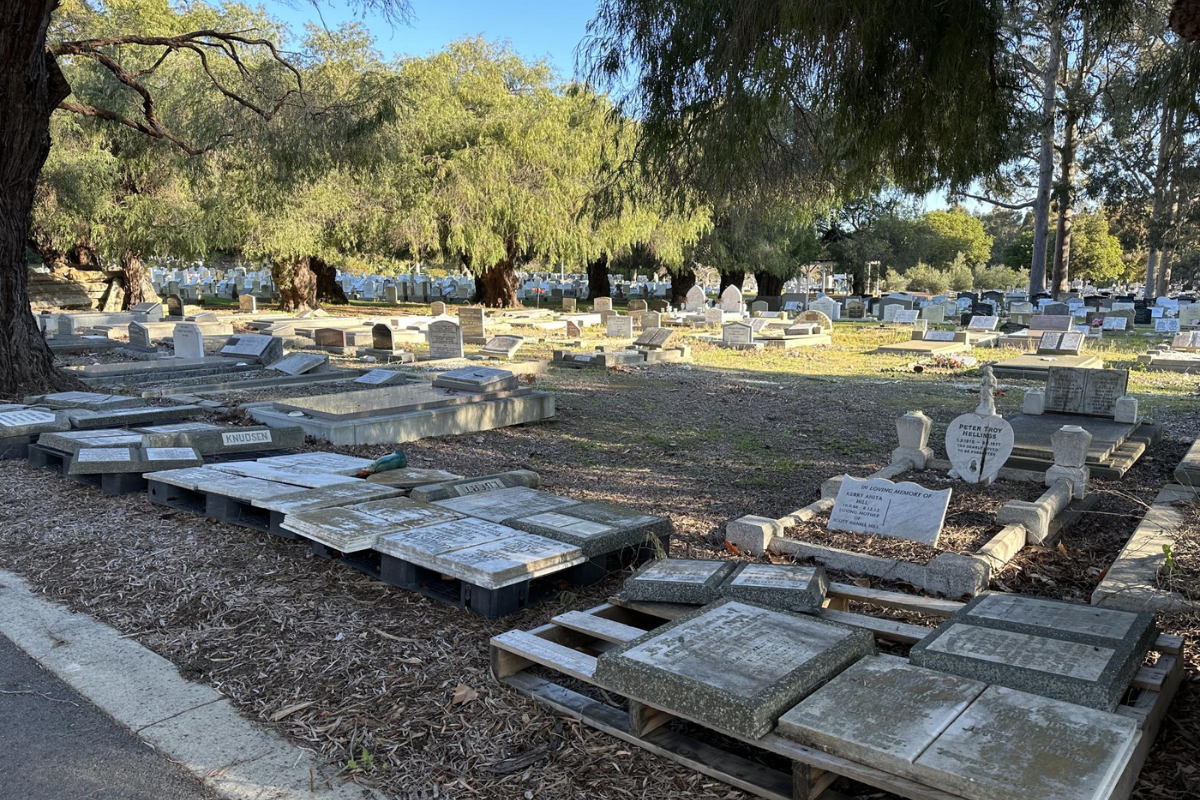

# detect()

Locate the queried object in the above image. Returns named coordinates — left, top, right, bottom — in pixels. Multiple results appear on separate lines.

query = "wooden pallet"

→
left=490, top=583, right=1185, bottom=800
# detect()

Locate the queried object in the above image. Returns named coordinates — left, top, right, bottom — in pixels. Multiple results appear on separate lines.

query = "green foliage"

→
left=946, top=254, right=975, bottom=291
left=972, top=264, right=1026, bottom=291
left=918, top=207, right=993, bottom=267
left=1070, top=212, right=1128, bottom=285
left=882, top=268, right=909, bottom=292
left=904, top=262, right=950, bottom=295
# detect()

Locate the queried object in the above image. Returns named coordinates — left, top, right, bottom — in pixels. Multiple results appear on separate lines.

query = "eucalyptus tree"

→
left=1, top=0, right=406, bottom=397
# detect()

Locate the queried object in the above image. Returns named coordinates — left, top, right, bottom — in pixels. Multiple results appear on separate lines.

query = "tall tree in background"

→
left=1, top=0, right=408, bottom=397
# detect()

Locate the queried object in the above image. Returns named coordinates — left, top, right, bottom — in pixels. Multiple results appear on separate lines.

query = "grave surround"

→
left=593, top=599, right=875, bottom=739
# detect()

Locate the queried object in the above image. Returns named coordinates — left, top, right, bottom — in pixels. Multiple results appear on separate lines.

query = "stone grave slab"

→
left=433, top=486, right=580, bottom=522
left=145, top=466, right=302, bottom=503
left=149, top=424, right=303, bottom=455
left=284, top=497, right=463, bottom=551
left=432, top=366, right=518, bottom=392
left=377, top=518, right=583, bottom=587
left=1045, top=368, right=1128, bottom=417
left=273, top=383, right=516, bottom=420
left=1009, top=413, right=1138, bottom=465
left=267, top=353, right=327, bottom=376
left=219, top=334, right=283, bottom=365
left=365, top=468, right=463, bottom=489
left=355, top=368, right=407, bottom=386
left=506, top=501, right=672, bottom=557
left=619, top=558, right=737, bottom=604
left=912, top=685, right=1138, bottom=800
left=38, top=429, right=145, bottom=453
left=427, top=320, right=464, bottom=359
left=719, top=563, right=828, bottom=612
left=909, top=592, right=1156, bottom=710
left=252, top=452, right=374, bottom=476
left=65, top=405, right=203, bottom=429
left=945, top=413, right=1015, bottom=484
left=633, top=326, right=676, bottom=350
left=0, top=409, right=70, bottom=437
left=479, top=335, right=523, bottom=359
left=208, top=461, right=361, bottom=488
left=777, top=655, right=985, bottom=777
left=827, top=476, right=951, bottom=546
left=33, top=391, right=142, bottom=410
left=68, top=446, right=137, bottom=474
left=409, top=470, right=539, bottom=502
left=593, top=600, right=875, bottom=738
left=251, top=480, right=403, bottom=515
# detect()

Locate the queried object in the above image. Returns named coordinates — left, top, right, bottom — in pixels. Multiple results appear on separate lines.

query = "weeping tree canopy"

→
left=582, top=0, right=1032, bottom=206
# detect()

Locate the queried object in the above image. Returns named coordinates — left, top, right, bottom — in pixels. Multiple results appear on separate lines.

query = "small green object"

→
left=369, top=449, right=407, bottom=474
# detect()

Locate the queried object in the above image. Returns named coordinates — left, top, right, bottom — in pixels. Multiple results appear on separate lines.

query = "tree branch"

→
left=52, top=29, right=303, bottom=155
left=954, top=192, right=1036, bottom=210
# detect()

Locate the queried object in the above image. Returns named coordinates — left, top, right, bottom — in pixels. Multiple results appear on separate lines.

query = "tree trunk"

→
left=587, top=254, right=611, bottom=300
left=669, top=267, right=696, bottom=306
left=718, top=270, right=745, bottom=294
left=312, top=256, right=348, bottom=305
left=1030, top=14, right=1061, bottom=295
left=480, top=260, right=519, bottom=308
left=1146, top=251, right=1161, bottom=298
left=754, top=270, right=783, bottom=298
left=120, top=251, right=155, bottom=309
left=1050, top=112, right=1078, bottom=300
left=0, top=0, right=85, bottom=398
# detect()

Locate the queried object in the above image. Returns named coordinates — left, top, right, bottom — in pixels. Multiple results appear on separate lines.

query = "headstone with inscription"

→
left=479, top=335, right=523, bottom=359
left=508, top=500, right=673, bottom=557
left=606, top=315, right=634, bottom=339
left=593, top=297, right=613, bottom=312
left=828, top=476, right=952, bottom=545
left=426, top=320, right=464, bottom=359
left=355, top=368, right=407, bottom=386
left=721, top=321, right=754, bottom=347
left=592, top=599, right=875, bottom=738
left=219, top=334, right=283, bottom=365
left=633, top=327, right=676, bottom=350
left=409, top=470, right=540, bottom=502
left=172, top=322, right=205, bottom=359
left=459, top=307, right=487, bottom=344
left=1044, top=368, right=1128, bottom=417
left=719, top=563, right=828, bottom=612
left=561, top=297, right=577, bottom=313
left=683, top=285, right=706, bottom=312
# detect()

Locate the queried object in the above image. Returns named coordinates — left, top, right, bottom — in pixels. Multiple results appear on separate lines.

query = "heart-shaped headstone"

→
left=945, top=413, right=1015, bottom=484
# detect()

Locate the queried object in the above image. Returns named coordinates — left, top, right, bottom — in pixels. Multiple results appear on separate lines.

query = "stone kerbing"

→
left=995, top=477, right=1072, bottom=544
left=1091, top=483, right=1198, bottom=614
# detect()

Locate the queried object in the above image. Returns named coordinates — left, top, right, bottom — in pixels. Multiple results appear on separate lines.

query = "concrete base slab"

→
left=990, top=354, right=1102, bottom=380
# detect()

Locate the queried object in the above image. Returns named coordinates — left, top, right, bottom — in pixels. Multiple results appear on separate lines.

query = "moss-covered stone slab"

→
left=594, top=600, right=875, bottom=739
left=909, top=592, right=1156, bottom=711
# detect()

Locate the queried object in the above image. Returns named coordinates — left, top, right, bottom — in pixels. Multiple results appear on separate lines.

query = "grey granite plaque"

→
left=433, top=486, right=579, bottom=522
left=1044, top=368, right=1129, bottom=417
left=912, top=685, right=1137, bottom=800
left=284, top=497, right=462, bottom=551
left=720, top=563, right=828, bottom=612
left=620, top=558, right=736, bottom=605
left=593, top=600, right=875, bottom=738
left=254, top=452, right=374, bottom=475
left=506, top=501, right=672, bottom=556
left=777, top=655, right=985, bottom=775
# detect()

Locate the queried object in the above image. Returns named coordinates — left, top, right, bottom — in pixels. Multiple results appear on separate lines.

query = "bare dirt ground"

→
left=4, top=322, right=1200, bottom=799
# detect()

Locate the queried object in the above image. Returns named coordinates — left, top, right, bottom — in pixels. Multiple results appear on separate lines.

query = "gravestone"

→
left=720, top=563, right=828, bottom=612
left=920, top=305, right=946, bottom=324
left=427, top=320, right=464, bottom=359
left=683, top=285, right=706, bottom=312
left=796, top=309, right=833, bottom=332
left=828, top=476, right=952, bottom=546
left=1101, top=316, right=1128, bottom=331
left=945, top=367, right=1014, bottom=485
left=433, top=486, right=579, bottom=523
left=620, top=558, right=736, bottom=604
left=166, top=294, right=184, bottom=317
left=173, top=322, right=205, bottom=359
left=127, top=322, right=153, bottom=350
left=0, top=409, right=69, bottom=437
left=1155, top=318, right=1181, bottom=334
left=267, top=353, right=326, bottom=376
left=633, top=327, right=675, bottom=350
left=508, top=501, right=673, bottom=557
left=606, top=315, right=634, bottom=339
left=480, top=335, right=523, bottom=359
left=220, top=334, right=283, bottom=364
left=459, top=307, right=487, bottom=344
left=131, top=301, right=163, bottom=322
left=750, top=300, right=769, bottom=315
left=565, top=320, right=582, bottom=338
left=924, top=330, right=958, bottom=342
left=719, top=285, right=743, bottom=314
left=313, top=328, right=347, bottom=348
left=966, top=315, right=999, bottom=331
left=1029, top=314, right=1073, bottom=332
left=640, top=311, right=662, bottom=329
left=845, top=298, right=866, bottom=319
left=432, top=366, right=518, bottom=392
left=1043, top=302, right=1070, bottom=316
left=430, top=300, right=447, bottom=317
left=892, top=309, right=920, bottom=325
left=909, top=591, right=1156, bottom=710
left=1044, top=368, right=1128, bottom=416
left=372, top=323, right=398, bottom=352
left=409, top=470, right=540, bottom=502
left=238, top=294, right=257, bottom=313
left=778, top=655, right=986, bottom=776
left=1036, top=330, right=1084, bottom=355
left=628, top=299, right=647, bottom=313
left=285, top=497, right=463, bottom=552
left=704, top=306, right=724, bottom=326
left=594, top=297, right=613, bottom=312
left=354, top=368, right=407, bottom=386
left=721, top=321, right=754, bottom=347
left=562, top=297, right=577, bottom=313
left=592, top=600, right=875, bottom=738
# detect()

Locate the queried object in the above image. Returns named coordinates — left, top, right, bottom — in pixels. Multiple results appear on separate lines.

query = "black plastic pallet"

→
left=377, top=553, right=549, bottom=619
left=0, top=434, right=33, bottom=461
left=311, top=542, right=382, bottom=579
left=67, top=470, right=148, bottom=496
left=27, top=443, right=69, bottom=475
left=146, top=479, right=300, bottom=539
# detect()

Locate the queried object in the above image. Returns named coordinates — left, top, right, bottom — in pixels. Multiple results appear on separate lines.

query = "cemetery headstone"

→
left=480, top=335, right=523, bottom=359
left=633, top=327, right=676, bottom=350
left=562, top=297, right=577, bottom=313
left=431, top=300, right=447, bottom=317
left=355, top=368, right=407, bottom=386
left=721, top=321, right=754, bottom=347
left=459, top=307, right=487, bottom=344
left=172, top=322, right=205, bottom=359
left=594, top=297, right=613, bottom=312
left=1155, top=317, right=1181, bottom=334
left=628, top=299, right=648, bottom=312
left=683, top=285, right=706, bottom=312
left=828, top=475, right=952, bottom=545
left=606, top=315, right=634, bottom=339
left=166, top=294, right=184, bottom=317
left=238, top=294, right=257, bottom=313
left=427, top=320, right=465, bottom=359
left=1044, top=368, right=1128, bottom=417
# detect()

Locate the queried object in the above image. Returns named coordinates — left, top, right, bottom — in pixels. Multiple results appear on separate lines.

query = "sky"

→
left=260, top=0, right=599, bottom=79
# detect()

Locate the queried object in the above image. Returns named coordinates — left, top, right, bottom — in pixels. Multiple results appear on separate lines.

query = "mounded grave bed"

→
left=784, top=478, right=1046, bottom=566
